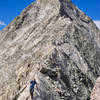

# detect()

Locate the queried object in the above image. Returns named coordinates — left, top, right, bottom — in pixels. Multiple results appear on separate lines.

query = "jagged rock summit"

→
left=0, top=0, right=100, bottom=100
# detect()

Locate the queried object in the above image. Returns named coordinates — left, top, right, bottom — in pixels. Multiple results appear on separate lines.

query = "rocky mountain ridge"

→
left=0, top=0, right=100, bottom=100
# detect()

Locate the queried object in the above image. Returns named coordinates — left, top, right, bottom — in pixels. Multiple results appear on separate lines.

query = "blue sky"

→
left=0, top=0, right=100, bottom=30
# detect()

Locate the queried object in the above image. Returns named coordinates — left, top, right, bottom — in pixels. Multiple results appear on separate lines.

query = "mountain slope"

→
left=0, top=0, right=100, bottom=100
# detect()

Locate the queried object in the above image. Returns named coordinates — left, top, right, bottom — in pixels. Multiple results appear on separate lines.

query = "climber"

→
left=29, top=78, right=38, bottom=100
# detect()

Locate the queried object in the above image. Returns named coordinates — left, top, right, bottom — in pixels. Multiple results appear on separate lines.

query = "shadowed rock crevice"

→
left=59, top=0, right=73, bottom=20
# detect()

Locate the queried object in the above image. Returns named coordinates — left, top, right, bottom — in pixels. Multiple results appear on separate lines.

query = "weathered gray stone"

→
left=0, top=0, right=100, bottom=100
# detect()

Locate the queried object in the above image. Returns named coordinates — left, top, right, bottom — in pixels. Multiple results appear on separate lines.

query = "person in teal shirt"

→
left=29, top=78, right=38, bottom=100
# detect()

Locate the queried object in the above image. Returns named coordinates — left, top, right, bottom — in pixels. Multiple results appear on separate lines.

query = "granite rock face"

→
left=0, top=0, right=100, bottom=100
left=91, top=77, right=100, bottom=100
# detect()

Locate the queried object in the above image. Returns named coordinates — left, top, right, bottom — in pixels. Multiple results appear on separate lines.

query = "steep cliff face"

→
left=0, top=0, right=100, bottom=100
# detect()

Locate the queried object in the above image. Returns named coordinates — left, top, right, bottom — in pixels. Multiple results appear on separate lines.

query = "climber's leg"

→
left=30, top=88, right=34, bottom=100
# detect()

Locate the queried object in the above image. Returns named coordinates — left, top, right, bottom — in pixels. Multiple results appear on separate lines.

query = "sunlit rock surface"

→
left=0, top=0, right=100, bottom=100
left=91, top=77, right=100, bottom=100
